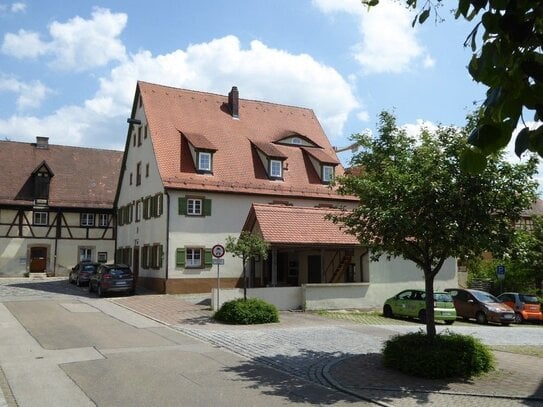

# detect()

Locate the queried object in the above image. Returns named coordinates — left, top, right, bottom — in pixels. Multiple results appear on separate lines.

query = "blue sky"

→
left=0, top=0, right=532, bottom=173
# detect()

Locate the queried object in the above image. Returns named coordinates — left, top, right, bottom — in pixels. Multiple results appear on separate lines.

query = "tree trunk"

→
left=242, top=260, right=247, bottom=300
left=424, top=270, right=436, bottom=338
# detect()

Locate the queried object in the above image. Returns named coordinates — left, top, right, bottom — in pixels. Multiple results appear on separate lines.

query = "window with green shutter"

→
left=179, top=196, right=212, bottom=217
left=203, top=199, right=212, bottom=216
left=176, top=248, right=185, bottom=267
left=178, top=197, right=187, bottom=215
left=204, top=248, right=212, bottom=266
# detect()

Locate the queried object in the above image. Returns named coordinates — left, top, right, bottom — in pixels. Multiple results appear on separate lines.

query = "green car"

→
left=383, top=289, right=456, bottom=324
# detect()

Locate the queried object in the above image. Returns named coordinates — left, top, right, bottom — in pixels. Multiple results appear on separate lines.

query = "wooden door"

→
left=29, top=247, right=47, bottom=273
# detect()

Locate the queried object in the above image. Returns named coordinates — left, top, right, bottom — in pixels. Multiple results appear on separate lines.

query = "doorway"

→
left=29, top=247, right=47, bottom=273
left=308, top=255, right=321, bottom=283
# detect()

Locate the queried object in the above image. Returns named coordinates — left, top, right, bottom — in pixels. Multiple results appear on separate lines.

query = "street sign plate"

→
left=212, top=244, right=225, bottom=258
left=212, top=258, right=224, bottom=265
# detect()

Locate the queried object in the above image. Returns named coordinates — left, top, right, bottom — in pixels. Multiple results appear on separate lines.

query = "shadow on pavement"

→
left=6, top=279, right=93, bottom=297
left=222, top=349, right=368, bottom=405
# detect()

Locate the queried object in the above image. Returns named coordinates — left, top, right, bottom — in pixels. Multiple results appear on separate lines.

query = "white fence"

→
left=211, top=283, right=377, bottom=311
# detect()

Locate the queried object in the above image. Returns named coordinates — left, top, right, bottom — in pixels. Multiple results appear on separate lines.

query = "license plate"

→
left=504, top=314, right=513, bottom=319
left=115, top=281, right=127, bottom=286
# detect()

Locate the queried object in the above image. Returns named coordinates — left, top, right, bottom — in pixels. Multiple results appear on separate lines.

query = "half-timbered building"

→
left=0, top=137, right=122, bottom=276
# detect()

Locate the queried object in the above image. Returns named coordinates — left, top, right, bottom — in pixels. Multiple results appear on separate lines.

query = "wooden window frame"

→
left=33, top=211, right=48, bottom=226
left=197, top=151, right=212, bottom=173
left=269, top=159, right=283, bottom=179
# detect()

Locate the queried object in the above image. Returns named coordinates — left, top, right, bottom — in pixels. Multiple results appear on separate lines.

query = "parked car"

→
left=444, top=288, right=515, bottom=325
left=383, top=289, right=457, bottom=324
left=68, top=261, right=100, bottom=286
left=497, top=292, right=543, bottom=324
left=88, top=264, right=135, bottom=297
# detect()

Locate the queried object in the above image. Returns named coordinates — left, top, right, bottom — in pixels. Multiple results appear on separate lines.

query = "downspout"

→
left=164, top=190, right=170, bottom=293
left=53, top=209, right=61, bottom=276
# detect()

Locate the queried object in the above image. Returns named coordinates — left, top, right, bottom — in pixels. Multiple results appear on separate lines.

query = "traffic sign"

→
left=212, top=258, right=225, bottom=265
left=212, top=244, right=225, bottom=258
left=496, top=264, right=506, bottom=280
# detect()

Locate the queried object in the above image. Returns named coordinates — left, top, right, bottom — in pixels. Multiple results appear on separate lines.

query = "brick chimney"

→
left=228, top=86, right=239, bottom=119
left=36, top=136, right=49, bottom=149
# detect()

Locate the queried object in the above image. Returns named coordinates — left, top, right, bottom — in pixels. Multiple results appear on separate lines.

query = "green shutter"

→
left=204, top=248, right=212, bottom=266
left=178, top=197, right=187, bottom=215
left=158, top=245, right=163, bottom=268
left=176, top=248, right=186, bottom=267
left=203, top=199, right=212, bottom=216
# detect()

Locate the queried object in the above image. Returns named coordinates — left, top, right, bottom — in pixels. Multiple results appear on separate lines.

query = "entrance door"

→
left=308, top=255, right=321, bottom=283
left=29, top=247, right=47, bottom=273
left=133, top=247, right=140, bottom=283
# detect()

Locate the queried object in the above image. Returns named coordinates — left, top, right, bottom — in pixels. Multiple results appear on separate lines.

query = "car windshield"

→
left=109, top=268, right=131, bottom=276
left=83, top=265, right=97, bottom=271
left=472, top=291, right=499, bottom=303
left=520, top=294, right=540, bottom=304
left=434, top=293, right=453, bottom=302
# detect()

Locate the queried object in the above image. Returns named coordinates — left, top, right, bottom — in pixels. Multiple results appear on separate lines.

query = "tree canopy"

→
left=364, top=0, right=543, bottom=171
left=331, top=111, right=538, bottom=336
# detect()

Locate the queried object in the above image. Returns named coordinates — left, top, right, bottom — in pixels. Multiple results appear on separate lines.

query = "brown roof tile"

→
left=301, top=147, right=340, bottom=165
left=243, top=203, right=359, bottom=246
left=139, top=81, right=356, bottom=201
left=0, top=140, right=122, bottom=209
left=183, top=132, right=218, bottom=151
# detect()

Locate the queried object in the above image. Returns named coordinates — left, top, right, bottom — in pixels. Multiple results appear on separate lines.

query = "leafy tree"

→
left=225, top=232, right=269, bottom=300
left=330, top=111, right=538, bottom=337
left=363, top=0, right=543, bottom=170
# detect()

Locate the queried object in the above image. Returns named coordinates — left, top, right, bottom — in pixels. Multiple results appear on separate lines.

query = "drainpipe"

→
left=53, top=210, right=61, bottom=276
left=164, top=190, right=170, bottom=293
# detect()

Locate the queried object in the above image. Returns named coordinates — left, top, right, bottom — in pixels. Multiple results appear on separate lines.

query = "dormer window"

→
left=291, top=137, right=302, bottom=145
left=269, top=159, right=283, bottom=179
left=322, top=165, right=334, bottom=183
left=198, top=151, right=212, bottom=173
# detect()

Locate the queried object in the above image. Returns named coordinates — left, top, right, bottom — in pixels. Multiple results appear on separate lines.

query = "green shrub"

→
left=214, top=298, right=279, bottom=325
left=382, top=330, right=495, bottom=379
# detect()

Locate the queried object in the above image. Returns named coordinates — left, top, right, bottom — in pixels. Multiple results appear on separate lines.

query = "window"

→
left=98, top=214, right=109, bottom=227
left=136, top=162, right=142, bottom=186
left=186, top=248, right=201, bottom=267
left=144, top=124, right=148, bottom=139
left=179, top=197, right=212, bottom=216
left=198, top=152, right=212, bottom=172
left=187, top=198, right=202, bottom=215
left=291, top=137, right=302, bottom=145
left=97, top=252, right=107, bottom=263
left=79, top=248, right=92, bottom=262
left=81, top=213, right=95, bottom=227
left=135, top=200, right=142, bottom=222
left=33, top=211, right=48, bottom=226
left=270, top=160, right=282, bottom=178
left=137, top=126, right=142, bottom=146
left=322, top=165, right=334, bottom=183
left=145, top=163, right=149, bottom=178
left=130, top=173, right=133, bottom=185
left=142, top=245, right=149, bottom=268
left=176, top=247, right=213, bottom=268
left=150, top=244, right=163, bottom=269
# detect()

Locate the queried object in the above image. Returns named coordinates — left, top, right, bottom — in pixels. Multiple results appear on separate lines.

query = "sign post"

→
left=496, top=264, right=506, bottom=294
left=212, top=244, right=225, bottom=310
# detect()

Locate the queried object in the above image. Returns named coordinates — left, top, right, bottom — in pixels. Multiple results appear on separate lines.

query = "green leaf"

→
left=419, top=9, right=430, bottom=24
left=460, top=147, right=487, bottom=174
left=455, top=0, right=470, bottom=19
left=515, top=127, right=530, bottom=157
left=468, top=123, right=509, bottom=154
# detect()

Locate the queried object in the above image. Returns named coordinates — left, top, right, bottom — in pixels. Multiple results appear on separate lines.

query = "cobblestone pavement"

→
left=2, top=279, right=542, bottom=406
left=112, top=293, right=543, bottom=407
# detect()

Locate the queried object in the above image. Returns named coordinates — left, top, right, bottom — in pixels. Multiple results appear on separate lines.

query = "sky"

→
left=0, top=0, right=539, bottom=182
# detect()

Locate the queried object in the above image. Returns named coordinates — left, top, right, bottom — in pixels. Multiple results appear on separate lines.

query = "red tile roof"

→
left=243, top=203, right=360, bottom=246
left=0, top=140, right=122, bottom=209
left=301, top=147, right=340, bottom=165
left=138, top=81, right=356, bottom=201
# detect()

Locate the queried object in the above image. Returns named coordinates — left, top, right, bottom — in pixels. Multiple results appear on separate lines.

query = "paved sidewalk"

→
left=112, top=294, right=543, bottom=407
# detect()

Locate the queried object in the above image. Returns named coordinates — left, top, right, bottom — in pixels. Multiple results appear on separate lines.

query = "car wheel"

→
left=462, top=316, right=470, bottom=322
left=68, top=275, right=73, bottom=284
left=418, top=309, right=427, bottom=324
left=476, top=312, right=487, bottom=324
left=97, top=285, right=104, bottom=298
left=444, top=320, right=455, bottom=325
left=383, top=304, right=393, bottom=318
left=514, top=313, right=523, bottom=324
left=76, top=277, right=81, bottom=287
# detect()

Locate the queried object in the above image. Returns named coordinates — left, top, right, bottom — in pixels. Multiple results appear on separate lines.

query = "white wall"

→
left=211, top=287, right=302, bottom=310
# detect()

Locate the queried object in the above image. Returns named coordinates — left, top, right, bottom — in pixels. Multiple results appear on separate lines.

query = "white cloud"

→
left=0, top=75, right=51, bottom=109
left=10, top=2, right=25, bottom=13
left=313, top=0, right=432, bottom=74
left=1, top=29, right=48, bottom=58
left=0, top=35, right=360, bottom=148
left=402, top=119, right=438, bottom=138
left=1, top=7, right=127, bottom=71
